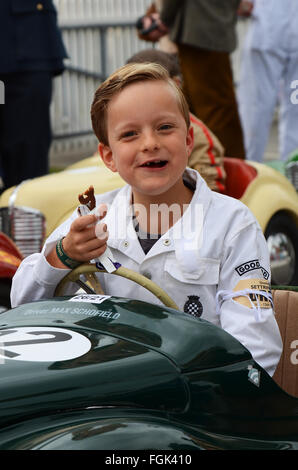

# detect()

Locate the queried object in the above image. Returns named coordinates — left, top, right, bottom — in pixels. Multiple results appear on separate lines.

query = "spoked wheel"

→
left=265, top=213, right=298, bottom=286
left=54, top=263, right=179, bottom=310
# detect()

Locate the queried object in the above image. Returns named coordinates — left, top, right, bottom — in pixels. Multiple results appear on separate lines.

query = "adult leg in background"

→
left=238, top=47, right=284, bottom=162
left=0, top=71, right=52, bottom=189
left=178, top=43, right=246, bottom=159
left=278, top=51, right=298, bottom=161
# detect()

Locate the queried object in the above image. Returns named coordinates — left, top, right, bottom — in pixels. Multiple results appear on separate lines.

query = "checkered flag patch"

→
left=183, top=295, right=203, bottom=318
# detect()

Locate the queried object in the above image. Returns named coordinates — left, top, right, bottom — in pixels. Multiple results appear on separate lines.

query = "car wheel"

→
left=0, top=279, right=12, bottom=312
left=265, top=213, right=298, bottom=286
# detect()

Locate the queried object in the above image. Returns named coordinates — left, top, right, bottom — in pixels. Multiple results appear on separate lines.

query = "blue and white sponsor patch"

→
left=247, top=365, right=261, bottom=387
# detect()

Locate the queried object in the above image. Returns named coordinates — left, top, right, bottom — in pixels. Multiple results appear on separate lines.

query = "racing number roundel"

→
left=0, top=327, right=91, bottom=362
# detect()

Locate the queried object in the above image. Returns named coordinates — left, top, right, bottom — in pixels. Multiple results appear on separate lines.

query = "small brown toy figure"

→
left=78, top=185, right=96, bottom=213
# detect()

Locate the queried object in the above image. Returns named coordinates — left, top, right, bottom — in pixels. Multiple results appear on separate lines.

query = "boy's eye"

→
left=159, top=124, right=173, bottom=131
left=120, top=130, right=137, bottom=139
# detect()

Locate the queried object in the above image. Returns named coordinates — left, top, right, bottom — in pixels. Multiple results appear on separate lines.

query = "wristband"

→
left=56, top=237, right=81, bottom=269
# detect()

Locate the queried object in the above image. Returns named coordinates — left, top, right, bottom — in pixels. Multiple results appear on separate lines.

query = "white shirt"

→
left=11, top=169, right=282, bottom=376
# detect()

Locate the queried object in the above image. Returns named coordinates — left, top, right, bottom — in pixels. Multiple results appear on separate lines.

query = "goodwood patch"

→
left=184, top=295, right=203, bottom=318
left=235, top=259, right=269, bottom=280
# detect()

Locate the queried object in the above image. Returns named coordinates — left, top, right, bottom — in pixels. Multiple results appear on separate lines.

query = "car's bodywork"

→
left=0, top=293, right=298, bottom=450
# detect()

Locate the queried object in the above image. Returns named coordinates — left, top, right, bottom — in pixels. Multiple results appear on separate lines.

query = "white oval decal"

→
left=0, top=327, right=91, bottom=362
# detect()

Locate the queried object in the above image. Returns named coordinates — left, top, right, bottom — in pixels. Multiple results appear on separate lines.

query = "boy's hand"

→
left=63, top=213, right=108, bottom=262
left=47, top=204, right=108, bottom=269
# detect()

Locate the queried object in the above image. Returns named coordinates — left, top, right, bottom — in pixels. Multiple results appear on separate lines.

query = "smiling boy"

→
left=11, top=63, right=282, bottom=376
left=100, top=79, right=193, bottom=205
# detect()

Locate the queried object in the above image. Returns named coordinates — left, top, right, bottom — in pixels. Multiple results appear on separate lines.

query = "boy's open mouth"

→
left=140, top=160, right=168, bottom=168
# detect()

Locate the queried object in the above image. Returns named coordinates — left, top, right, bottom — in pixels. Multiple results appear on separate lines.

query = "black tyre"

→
left=0, top=279, right=12, bottom=311
left=265, top=213, right=298, bottom=286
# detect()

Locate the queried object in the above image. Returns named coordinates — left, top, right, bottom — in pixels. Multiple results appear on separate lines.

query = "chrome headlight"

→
left=0, top=206, right=46, bottom=257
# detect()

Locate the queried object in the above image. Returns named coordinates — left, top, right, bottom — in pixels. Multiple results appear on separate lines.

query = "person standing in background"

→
left=0, top=0, right=67, bottom=190
left=137, top=1, right=178, bottom=55
left=137, top=0, right=246, bottom=160
left=237, top=0, right=298, bottom=163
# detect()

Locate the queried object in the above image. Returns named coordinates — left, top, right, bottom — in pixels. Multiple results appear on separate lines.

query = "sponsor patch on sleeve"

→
left=235, top=259, right=269, bottom=280
left=233, top=278, right=272, bottom=309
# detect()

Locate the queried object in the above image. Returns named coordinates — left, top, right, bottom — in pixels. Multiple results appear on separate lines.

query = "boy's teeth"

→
left=145, top=160, right=162, bottom=166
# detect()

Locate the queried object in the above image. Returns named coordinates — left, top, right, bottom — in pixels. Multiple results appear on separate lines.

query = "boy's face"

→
left=99, top=80, right=193, bottom=204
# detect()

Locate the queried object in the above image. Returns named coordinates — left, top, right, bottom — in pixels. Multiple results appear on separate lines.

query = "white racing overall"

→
left=11, top=169, right=282, bottom=376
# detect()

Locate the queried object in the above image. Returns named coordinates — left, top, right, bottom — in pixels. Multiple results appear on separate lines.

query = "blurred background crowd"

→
left=1, top=0, right=297, bottom=190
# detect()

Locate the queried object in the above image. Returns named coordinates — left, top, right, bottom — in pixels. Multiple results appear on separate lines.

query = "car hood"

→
left=0, top=296, right=251, bottom=427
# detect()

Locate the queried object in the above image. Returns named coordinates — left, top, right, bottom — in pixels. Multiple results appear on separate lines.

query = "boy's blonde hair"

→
left=91, top=62, right=190, bottom=146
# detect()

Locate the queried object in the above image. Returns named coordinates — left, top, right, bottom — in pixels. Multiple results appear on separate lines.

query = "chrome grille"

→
left=0, top=207, right=46, bottom=257
left=285, top=161, right=298, bottom=191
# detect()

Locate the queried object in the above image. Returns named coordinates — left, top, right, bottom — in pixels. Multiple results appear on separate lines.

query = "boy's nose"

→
left=141, top=131, right=160, bottom=152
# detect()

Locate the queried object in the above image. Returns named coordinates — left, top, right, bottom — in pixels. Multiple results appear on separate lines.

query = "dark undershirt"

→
left=133, top=175, right=196, bottom=254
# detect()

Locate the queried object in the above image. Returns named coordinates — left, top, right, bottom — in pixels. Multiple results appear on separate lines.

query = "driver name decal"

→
left=22, top=306, right=120, bottom=320
left=0, top=327, right=91, bottom=362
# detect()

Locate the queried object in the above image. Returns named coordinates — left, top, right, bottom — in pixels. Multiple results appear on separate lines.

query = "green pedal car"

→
left=0, top=265, right=298, bottom=451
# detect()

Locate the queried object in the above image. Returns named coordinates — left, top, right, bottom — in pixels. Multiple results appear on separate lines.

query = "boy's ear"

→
left=186, top=125, right=194, bottom=159
left=98, top=143, right=117, bottom=172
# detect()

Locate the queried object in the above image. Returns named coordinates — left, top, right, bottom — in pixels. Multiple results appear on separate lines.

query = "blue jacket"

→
left=0, top=0, right=67, bottom=74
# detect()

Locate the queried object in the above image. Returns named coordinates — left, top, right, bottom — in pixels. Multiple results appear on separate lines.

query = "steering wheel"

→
left=54, top=263, right=179, bottom=310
